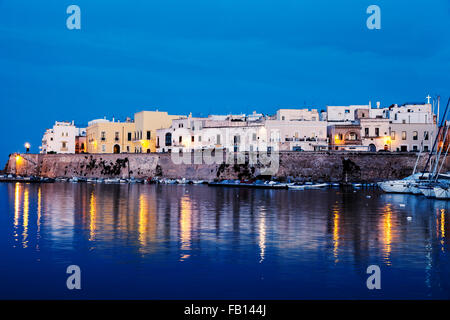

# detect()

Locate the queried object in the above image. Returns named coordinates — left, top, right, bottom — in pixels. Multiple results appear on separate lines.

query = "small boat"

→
left=288, top=183, right=328, bottom=190
left=104, top=178, right=120, bottom=184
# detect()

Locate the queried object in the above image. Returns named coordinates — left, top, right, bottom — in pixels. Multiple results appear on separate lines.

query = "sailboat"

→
left=379, top=97, right=450, bottom=195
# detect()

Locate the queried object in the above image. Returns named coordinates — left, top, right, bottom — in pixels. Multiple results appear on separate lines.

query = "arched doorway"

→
left=368, top=143, right=376, bottom=152
left=113, top=144, right=120, bottom=154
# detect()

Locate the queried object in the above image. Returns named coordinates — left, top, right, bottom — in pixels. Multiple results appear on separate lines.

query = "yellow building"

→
left=86, top=118, right=136, bottom=154
left=133, top=111, right=185, bottom=153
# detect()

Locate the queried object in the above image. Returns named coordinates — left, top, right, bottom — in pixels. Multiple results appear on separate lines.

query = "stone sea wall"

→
left=5, top=151, right=448, bottom=182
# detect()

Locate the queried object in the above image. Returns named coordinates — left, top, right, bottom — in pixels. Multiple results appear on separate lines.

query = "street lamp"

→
left=25, top=142, right=30, bottom=153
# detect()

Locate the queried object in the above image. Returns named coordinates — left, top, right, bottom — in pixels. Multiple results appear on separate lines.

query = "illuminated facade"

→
left=39, top=121, right=86, bottom=154
left=133, top=111, right=185, bottom=153
left=86, top=118, right=135, bottom=154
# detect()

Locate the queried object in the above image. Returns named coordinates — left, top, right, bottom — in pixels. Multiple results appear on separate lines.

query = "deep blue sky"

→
left=1, top=0, right=449, bottom=160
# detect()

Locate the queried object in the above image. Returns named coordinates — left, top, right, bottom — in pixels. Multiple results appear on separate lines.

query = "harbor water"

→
left=0, top=182, right=449, bottom=299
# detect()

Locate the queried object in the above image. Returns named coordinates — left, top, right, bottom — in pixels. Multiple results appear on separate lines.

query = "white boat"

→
left=104, top=178, right=120, bottom=184
left=69, top=177, right=79, bottom=183
left=378, top=173, right=431, bottom=194
left=288, top=183, right=328, bottom=190
left=288, top=184, right=306, bottom=190
left=433, top=185, right=450, bottom=199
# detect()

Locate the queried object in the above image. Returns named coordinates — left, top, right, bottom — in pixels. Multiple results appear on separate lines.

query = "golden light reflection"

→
left=22, top=188, right=29, bottom=248
left=139, top=194, right=149, bottom=247
left=36, top=187, right=41, bottom=251
left=89, top=191, right=96, bottom=241
left=14, top=183, right=20, bottom=229
left=332, top=205, right=340, bottom=263
left=382, top=204, right=393, bottom=265
left=180, top=195, right=192, bottom=261
left=37, top=187, right=41, bottom=234
left=259, top=212, right=266, bottom=263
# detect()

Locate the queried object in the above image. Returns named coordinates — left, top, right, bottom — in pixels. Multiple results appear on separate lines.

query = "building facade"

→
left=86, top=118, right=135, bottom=154
left=40, top=121, right=85, bottom=154
left=133, top=111, right=185, bottom=153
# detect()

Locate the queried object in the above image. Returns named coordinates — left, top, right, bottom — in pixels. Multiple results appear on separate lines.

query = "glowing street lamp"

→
left=25, top=142, right=30, bottom=153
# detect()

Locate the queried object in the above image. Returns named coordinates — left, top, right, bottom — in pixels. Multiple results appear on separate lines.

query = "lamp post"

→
left=25, top=142, right=30, bottom=153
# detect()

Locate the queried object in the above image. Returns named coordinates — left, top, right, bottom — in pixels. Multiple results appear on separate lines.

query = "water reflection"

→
left=3, top=182, right=450, bottom=298
left=332, top=203, right=339, bottom=263
left=179, top=195, right=192, bottom=261
left=381, top=203, right=393, bottom=265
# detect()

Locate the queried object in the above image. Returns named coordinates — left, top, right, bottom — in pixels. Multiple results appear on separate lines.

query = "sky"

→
left=1, top=0, right=449, bottom=160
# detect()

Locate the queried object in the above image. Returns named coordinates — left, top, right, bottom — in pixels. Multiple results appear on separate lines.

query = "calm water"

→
left=0, top=182, right=449, bottom=299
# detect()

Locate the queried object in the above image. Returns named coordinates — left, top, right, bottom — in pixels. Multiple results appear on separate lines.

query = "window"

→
left=101, top=132, right=106, bottom=141
left=62, top=142, right=66, bottom=148
left=402, top=131, right=406, bottom=140
left=391, top=131, right=396, bottom=140
left=147, top=131, right=151, bottom=140
left=128, top=132, right=132, bottom=141
left=191, top=136, right=194, bottom=142
left=375, top=128, right=379, bottom=137
left=115, top=132, right=119, bottom=141
left=365, top=128, right=369, bottom=136
left=281, top=116, right=285, bottom=121
left=198, top=136, right=202, bottom=142
left=165, top=133, right=172, bottom=146
left=234, top=135, right=240, bottom=144
left=217, top=134, right=221, bottom=144
left=179, top=136, right=182, bottom=143
left=424, top=146, right=429, bottom=152
left=102, top=145, right=106, bottom=152
left=424, top=131, right=429, bottom=140
left=253, top=133, right=257, bottom=141
left=400, top=145, right=408, bottom=152
left=413, top=131, right=418, bottom=140
left=412, top=145, right=418, bottom=151
left=345, top=110, right=350, bottom=114
left=347, top=132, right=357, bottom=141
left=126, top=146, right=130, bottom=152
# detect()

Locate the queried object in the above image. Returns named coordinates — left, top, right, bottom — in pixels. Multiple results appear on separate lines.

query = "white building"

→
left=326, top=105, right=370, bottom=122
left=156, top=114, right=268, bottom=153
left=275, top=108, right=320, bottom=121
left=389, top=123, right=436, bottom=152
left=387, top=103, right=434, bottom=124
left=156, top=109, right=328, bottom=153
left=40, top=121, right=85, bottom=154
